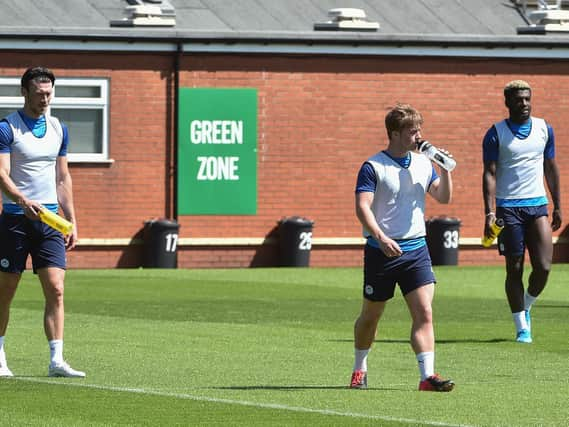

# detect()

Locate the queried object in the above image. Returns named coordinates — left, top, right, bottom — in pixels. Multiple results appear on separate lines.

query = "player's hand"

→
left=484, top=213, right=496, bottom=238
left=65, top=227, right=78, bottom=250
left=379, top=237, right=403, bottom=258
left=19, top=198, right=42, bottom=220
left=551, top=209, right=562, bottom=232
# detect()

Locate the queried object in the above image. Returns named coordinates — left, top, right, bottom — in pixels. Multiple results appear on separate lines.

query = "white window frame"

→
left=0, top=77, right=110, bottom=163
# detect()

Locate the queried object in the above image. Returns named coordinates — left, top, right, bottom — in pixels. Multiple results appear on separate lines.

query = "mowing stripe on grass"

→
left=13, top=377, right=473, bottom=427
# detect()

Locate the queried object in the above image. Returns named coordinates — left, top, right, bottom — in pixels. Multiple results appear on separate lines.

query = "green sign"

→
left=177, top=88, right=257, bottom=215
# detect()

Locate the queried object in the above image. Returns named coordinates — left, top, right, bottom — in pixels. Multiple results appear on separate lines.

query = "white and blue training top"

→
left=356, top=150, right=438, bottom=252
left=0, top=110, right=69, bottom=215
left=482, top=117, right=554, bottom=208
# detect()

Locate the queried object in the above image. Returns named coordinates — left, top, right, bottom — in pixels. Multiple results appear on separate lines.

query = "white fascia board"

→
left=0, top=38, right=178, bottom=52
left=2, top=37, right=569, bottom=59
left=180, top=41, right=569, bottom=59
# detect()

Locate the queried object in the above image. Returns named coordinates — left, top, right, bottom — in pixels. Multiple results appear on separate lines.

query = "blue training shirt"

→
left=0, top=110, right=69, bottom=214
left=356, top=150, right=439, bottom=252
left=482, top=117, right=553, bottom=207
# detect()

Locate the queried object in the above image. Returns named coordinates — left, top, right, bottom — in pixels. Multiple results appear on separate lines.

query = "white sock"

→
left=49, top=340, right=64, bottom=365
left=0, top=336, right=5, bottom=363
left=353, top=348, right=370, bottom=372
left=416, top=351, right=434, bottom=381
left=513, top=311, right=528, bottom=332
left=524, top=291, right=537, bottom=311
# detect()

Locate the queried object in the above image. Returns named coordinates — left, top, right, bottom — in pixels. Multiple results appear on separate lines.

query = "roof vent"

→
left=516, top=0, right=569, bottom=34
left=111, top=0, right=175, bottom=27
left=314, top=8, right=380, bottom=31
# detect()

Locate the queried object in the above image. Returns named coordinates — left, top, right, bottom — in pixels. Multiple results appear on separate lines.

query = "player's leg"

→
left=0, top=272, right=21, bottom=337
left=525, top=215, right=552, bottom=299
left=33, top=221, right=84, bottom=378
left=504, top=255, right=532, bottom=342
left=32, top=222, right=67, bottom=344
left=400, top=244, right=453, bottom=391
left=504, top=254, right=525, bottom=313
left=404, top=282, right=434, bottom=356
left=37, top=266, right=65, bottom=342
left=404, top=283, right=453, bottom=392
left=500, top=209, right=526, bottom=313
left=0, top=213, right=28, bottom=377
left=37, top=267, right=84, bottom=378
left=404, top=283, right=437, bottom=387
left=354, top=298, right=386, bottom=350
left=0, top=272, right=21, bottom=377
left=523, top=213, right=553, bottom=337
left=498, top=208, right=531, bottom=342
left=351, top=299, right=386, bottom=389
left=350, top=244, right=392, bottom=389
left=399, top=246, right=435, bottom=362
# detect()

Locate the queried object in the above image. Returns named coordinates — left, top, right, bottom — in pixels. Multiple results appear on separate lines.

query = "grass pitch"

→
left=1, top=265, right=568, bottom=426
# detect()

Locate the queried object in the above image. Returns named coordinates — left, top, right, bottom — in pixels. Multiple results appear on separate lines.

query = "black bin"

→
left=143, top=219, right=180, bottom=268
left=278, top=216, right=314, bottom=267
left=425, top=217, right=461, bottom=266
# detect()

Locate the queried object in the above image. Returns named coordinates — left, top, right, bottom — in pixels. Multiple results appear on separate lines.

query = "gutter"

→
left=2, top=29, right=569, bottom=58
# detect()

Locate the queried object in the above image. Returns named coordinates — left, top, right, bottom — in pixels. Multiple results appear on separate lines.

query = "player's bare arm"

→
left=55, top=156, right=78, bottom=249
left=544, top=157, right=562, bottom=231
left=355, top=191, right=402, bottom=257
left=482, top=160, right=498, bottom=237
left=428, top=170, right=452, bottom=204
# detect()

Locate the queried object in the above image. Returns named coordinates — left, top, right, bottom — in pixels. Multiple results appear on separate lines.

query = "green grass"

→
left=1, top=266, right=569, bottom=426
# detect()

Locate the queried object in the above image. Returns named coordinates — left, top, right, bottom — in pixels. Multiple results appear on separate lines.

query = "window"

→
left=0, top=77, right=109, bottom=162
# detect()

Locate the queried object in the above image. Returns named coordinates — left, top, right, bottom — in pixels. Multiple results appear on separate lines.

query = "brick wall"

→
left=1, top=52, right=567, bottom=268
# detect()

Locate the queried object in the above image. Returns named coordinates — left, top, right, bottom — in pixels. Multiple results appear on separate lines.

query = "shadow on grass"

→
left=538, top=304, right=569, bottom=309
left=210, top=385, right=402, bottom=391
left=435, top=338, right=508, bottom=344
left=329, top=338, right=509, bottom=344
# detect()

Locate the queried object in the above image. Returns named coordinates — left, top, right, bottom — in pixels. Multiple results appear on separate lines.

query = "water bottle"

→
left=416, top=140, right=456, bottom=172
left=481, top=218, right=504, bottom=248
left=38, top=209, right=74, bottom=235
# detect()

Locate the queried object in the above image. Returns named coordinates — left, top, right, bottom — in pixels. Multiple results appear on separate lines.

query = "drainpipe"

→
left=172, top=41, right=182, bottom=221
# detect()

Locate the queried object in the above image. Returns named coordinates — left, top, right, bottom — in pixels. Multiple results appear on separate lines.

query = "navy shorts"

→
left=496, top=205, right=548, bottom=257
left=0, top=213, right=66, bottom=273
left=363, top=244, right=436, bottom=302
